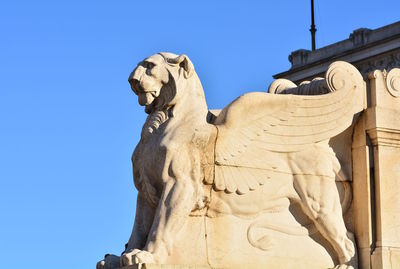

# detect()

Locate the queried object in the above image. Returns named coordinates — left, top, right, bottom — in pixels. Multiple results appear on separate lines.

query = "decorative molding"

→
left=358, top=52, right=400, bottom=76
left=386, top=68, right=400, bottom=98
left=367, top=127, right=400, bottom=148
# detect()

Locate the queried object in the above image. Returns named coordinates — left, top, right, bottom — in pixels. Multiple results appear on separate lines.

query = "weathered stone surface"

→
left=97, top=54, right=369, bottom=269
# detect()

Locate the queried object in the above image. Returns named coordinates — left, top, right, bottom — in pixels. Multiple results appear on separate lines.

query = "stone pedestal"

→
left=121, top=265, right=212, bottom=269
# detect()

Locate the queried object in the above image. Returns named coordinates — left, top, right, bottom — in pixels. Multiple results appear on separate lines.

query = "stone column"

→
left=364, top=69, right=400, bottom=269
left=352, top=112, right=373, bottom=269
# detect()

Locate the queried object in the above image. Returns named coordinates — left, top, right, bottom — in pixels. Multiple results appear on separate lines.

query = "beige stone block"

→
left=204, top=213, right=335, bottom=269
left=371, top=247, right=400, bottom=269
left=371, top=145, right=400, bottom=247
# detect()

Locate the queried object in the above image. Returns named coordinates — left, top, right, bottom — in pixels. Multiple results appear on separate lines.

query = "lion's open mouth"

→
left=131, top=80, right=160, bottom=107
left=138, top=90, right=159, bottom=106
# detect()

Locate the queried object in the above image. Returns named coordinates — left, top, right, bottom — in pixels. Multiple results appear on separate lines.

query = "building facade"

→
left=274, top=21, right=400, bottom=84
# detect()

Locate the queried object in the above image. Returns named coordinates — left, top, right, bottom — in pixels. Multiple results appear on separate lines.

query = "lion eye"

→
left=143, top=62, right=155, bottom=69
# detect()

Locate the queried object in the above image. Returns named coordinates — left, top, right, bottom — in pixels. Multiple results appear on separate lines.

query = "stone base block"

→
left=121, top=265, right=213, bottom=269
left=371, top=247, right=400, bottom=269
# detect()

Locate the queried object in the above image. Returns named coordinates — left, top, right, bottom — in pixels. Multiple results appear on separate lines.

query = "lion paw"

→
left=121, top=249, right=155, bottom=266
left=97, top=254, right=121, bottom=269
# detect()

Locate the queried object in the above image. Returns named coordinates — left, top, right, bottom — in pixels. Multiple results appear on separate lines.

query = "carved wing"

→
left=211, top=61, right=365, bottom=194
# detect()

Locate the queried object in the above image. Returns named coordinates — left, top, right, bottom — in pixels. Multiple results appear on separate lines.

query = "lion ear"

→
left=168, top=54, right=194, bottom=79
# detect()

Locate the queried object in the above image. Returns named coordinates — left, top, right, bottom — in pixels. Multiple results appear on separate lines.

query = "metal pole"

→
left=310, top=0, right=317, bottom=51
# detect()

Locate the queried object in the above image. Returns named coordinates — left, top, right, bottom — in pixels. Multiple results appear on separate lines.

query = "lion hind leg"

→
left=308, top=204, right=356, bottom=265
left=294, top=175, right=356, bottom=267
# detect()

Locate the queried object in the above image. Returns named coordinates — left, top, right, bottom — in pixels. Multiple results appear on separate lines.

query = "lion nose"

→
left=131, top=66, right=145, bottom=81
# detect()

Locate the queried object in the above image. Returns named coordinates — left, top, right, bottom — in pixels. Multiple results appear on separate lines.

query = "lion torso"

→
left=132, top=110, right=217, bottom=209
left=134, top=107, right=341, bottom=218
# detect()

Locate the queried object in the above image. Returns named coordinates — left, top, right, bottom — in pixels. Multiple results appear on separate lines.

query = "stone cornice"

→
left=274, top=21, right=400, bottom=84
left=367, top=127, right=400, bottom=147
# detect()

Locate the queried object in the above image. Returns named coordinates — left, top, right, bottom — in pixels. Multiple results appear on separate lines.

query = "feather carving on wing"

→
left=210, top=61, right=365, bottom=195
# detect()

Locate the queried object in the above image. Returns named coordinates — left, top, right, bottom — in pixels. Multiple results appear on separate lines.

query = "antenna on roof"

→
left=310, top=0, right=317, bottom=51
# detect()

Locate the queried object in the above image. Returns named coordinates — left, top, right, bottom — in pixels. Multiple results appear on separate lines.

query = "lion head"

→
left=128, top=52, right=195, bottom=114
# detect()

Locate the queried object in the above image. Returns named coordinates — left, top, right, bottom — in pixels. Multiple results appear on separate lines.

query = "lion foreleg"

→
left=141, top=146, right=200, bottom=263
left=145, top=178, right=196, bottom=263
left=121, top=178, right=196, bottom=265
left=126, top=193, right=156, bottom=251
left=120, top=193, right=157, bottom=266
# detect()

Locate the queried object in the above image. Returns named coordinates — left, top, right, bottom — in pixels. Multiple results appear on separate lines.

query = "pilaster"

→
left=363, top=68, right=400, bottom=269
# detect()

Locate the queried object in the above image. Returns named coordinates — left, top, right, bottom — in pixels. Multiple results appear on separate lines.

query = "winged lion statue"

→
left=97, top=52, right=365, bottom=269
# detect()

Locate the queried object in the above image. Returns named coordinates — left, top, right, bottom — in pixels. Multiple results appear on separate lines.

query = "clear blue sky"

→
left=0, top=1, right=398, bottom=268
